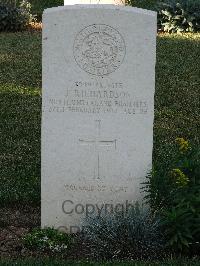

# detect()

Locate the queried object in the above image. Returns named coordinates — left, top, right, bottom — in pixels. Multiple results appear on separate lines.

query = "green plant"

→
left=125, top=0, right=157, bottom=10
left=0, top=1, right=34, bottom=32
left=163, top=144, right=200, bottom=252
left=23, top=227, right=73, bottom=253
left=29, top=0, right=63, bottom=21
left=0, top=1, right=17, bottom=6
left=81, top=205, right=165, bottom=260
left=145, top=138, right=200, bottom=253
left=157, top=0, right=200, bottom=33
left=162, top=196, right=200, bottom=253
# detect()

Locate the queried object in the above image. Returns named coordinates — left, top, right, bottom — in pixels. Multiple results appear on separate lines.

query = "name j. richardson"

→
left=71, top=89, right=128, bottom=99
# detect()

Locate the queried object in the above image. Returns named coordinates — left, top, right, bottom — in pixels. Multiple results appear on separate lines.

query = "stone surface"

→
left=64, top=0, right=125, bottom=5
left=42, top=5, right=157, bottom=233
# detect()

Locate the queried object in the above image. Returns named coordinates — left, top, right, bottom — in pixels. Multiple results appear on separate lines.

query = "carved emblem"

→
left=73, top=24, right=126, bottom=76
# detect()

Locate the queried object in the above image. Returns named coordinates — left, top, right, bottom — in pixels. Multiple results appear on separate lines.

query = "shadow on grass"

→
left=0, top=32, right=41, bottom=204
left=0, top=88, right=41, bottom=205
left=154, top=33, right=200, bottom=163
left=0, top=31, right=42, bottom=89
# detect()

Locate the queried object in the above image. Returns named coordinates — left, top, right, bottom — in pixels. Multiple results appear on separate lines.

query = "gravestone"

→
left=42, top=4, right=157, bottom=233
left=64, top=0, right=124, bottom=5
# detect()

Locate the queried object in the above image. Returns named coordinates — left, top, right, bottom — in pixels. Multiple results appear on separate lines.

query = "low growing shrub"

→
left=0, top=0, right=34, bottom=32
left=23, top=227, right=73, bottom=253
left=126, top=0, right=158, bottom=10
left=81, top=205, right=165, bottom=260
left=145, top=138, right=200, bottom=253
left=29, top=0, right=63, bottom=21
left=157, top=0, right=200, bottom=33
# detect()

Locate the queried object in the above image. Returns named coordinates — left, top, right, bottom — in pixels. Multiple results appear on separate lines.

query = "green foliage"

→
left=126, top=0, right=200, bottom=32
left=157, top=0, right=200, bottom=33
left=29, top=0, right=63, bottom=21
left=126, top=0, right=157, bottom=10
left=162, top=197, right=200, bottom=252
left=0, top=32, right=41, bottom=204
left=145, top=139, right=200, bottom=253
left=82, top=205, right=164, bottom=260
left=23, top=227, right=73, bottom=253
left=0, top=1, right=17, bottom=6
left=0, top=0, right=63, bottom=23
left=0, top=1, right=33, bottom=32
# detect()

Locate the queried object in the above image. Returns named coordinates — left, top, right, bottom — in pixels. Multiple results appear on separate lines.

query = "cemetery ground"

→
left=0, top=30, right=200, bottom=264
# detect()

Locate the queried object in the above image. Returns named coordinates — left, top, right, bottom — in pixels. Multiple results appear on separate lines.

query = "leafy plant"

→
left=157, top=0, right=200, bottom=33
left=162, top=196, right=200, bottom=253
left=23, top=227, right=73, bottom=253
left=81, top=205, right=165, bottom=260
left=0, top=1, right=34, bottom=32
left=29, top=0, right=63, bottom=21
left=125, top=0, right=157, bottom=10
left=145, top=138, right=200, bottom=253
left=0, top=1, right=17, bottom=6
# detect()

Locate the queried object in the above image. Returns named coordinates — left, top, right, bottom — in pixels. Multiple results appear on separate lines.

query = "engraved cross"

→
left=79, top=120, right=117, bottom=179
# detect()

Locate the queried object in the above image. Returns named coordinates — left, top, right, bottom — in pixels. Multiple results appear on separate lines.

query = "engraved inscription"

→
left=64, top=184, right=128, bottom=193
left=73, top=24, right=126, bottom=76
left=44, top=94, right=148, bottom=115
left=43, top=80, right=149, bottom=115
left=79, top=120, right=117, bottom=179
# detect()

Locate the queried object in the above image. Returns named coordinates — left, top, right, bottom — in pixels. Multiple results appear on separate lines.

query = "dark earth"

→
left=0, top=204, right=40, bottom=258
left=0, top=204, right=90, bottom=260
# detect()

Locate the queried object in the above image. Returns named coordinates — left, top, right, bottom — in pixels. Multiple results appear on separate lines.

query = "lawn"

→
left=0, top=31, right=200, bottom=205
left=0, top=32, right=41, bottom=204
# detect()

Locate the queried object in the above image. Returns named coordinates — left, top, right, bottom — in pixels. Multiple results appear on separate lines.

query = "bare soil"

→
left=0, top=204, right=89, bottom=260
left=0, top=204, right=41, bottom=258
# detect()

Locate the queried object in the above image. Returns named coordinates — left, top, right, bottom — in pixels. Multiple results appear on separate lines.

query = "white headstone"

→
left=64, top=0, right=124, bottom=5
left=42, top=5, right=156, bottom=233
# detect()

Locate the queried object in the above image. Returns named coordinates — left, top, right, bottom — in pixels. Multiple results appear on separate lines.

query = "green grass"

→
left=154, top=33, right=200, bottom=168
left=0, top=32, right=41, bottom=204
left=1, top=258, right=200, bottom=266
left=0, top=32, right=200, bottom=205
